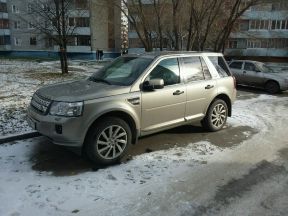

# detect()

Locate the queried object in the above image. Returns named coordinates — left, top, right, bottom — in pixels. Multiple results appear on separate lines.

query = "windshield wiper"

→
left=89, top=77, right=111, bottom=85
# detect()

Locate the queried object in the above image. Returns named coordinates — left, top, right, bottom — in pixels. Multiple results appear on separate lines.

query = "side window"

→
left=208, top=56, right=231, bottom=77
left=146, top=58, right=180, bottom=86
left=181, top=57, right=205, bottom=82
left=200, top=57, right=212, bottom=80
left=244, top=62, right=256, bottom=71
left=230, top=62, right=243, bottom=69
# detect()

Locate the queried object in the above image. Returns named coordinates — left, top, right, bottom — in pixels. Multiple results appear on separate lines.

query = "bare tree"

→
left=213, top=0, right=261, bottom=52
left=20, top=0, right=87, bottom=74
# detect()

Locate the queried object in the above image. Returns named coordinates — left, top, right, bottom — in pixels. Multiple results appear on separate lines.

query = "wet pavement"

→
left=23, top=87, right=288, bottom=176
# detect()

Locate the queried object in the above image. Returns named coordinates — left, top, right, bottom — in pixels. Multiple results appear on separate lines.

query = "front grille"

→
left=30, top=93, right=51, bottom=115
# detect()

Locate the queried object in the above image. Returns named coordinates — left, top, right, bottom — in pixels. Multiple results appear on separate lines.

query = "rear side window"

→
left=181, top=57, right=204, bottom=82
left=208, top=56, right=231, bottom=77
left=230, top=62, right=243, bottom=69
left=244, top=62, right=256, bottom=71
left=200, top=57, right=212, bottom=80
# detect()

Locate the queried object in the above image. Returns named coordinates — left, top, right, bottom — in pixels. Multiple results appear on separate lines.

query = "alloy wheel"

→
left=96, top=125, right=128, bottom=160
left=211, top=104, right=227, bottom=129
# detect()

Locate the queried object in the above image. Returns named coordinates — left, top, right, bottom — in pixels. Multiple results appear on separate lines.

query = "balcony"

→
left=0, top=12, right=8, bottom=19
left=225, top=48, right=288, bottom=57
left=0, top=29, right=10, bottom=35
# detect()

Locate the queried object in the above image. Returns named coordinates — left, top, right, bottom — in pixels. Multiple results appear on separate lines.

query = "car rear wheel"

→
left=85, top=117, right=131, bottom=165
left=265, top=81, right=280, bottom=94
left=202, top=99, right=228, bottom=132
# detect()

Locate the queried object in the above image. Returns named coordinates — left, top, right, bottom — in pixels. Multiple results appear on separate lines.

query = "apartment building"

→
left=226, top=0, right=288, bottom=60
left=0, top=0, right=122, bottom=59
left=0, top=0, right=10, bottom=50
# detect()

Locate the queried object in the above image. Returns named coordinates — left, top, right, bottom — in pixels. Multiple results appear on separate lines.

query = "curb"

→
left=0, top=132, right=41, bottom=145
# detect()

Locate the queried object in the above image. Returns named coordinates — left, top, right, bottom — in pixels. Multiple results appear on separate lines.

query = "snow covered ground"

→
left=0, top=59, right=104, bottom=136
left=0, top=93, right=287, bottom=216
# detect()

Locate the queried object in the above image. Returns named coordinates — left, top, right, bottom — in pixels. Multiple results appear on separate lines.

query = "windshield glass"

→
left=89, top=56, right=153, bottom=86
left=255, top=62, right=274, bottom=73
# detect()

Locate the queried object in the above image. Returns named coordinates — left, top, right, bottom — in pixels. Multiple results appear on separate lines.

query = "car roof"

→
left=124, top=51, right=224, bottom=59
left=230, top=60, right=264, bottom=64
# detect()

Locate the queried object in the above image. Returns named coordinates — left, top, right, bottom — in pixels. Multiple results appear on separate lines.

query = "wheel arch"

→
left=212, top=94, right=232, bottom=117
left=265, top=79, right=280, bottom=87
left=84, top=110, right=139, bottom=149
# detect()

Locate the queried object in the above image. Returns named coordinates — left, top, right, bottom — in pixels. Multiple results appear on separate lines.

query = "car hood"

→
left=36, top=80, right=131, bottom=102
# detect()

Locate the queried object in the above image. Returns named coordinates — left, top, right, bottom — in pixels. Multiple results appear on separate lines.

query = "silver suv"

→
left=27, top=52, right=236, bottom=165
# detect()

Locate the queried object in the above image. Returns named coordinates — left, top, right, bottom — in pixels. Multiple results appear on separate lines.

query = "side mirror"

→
left=143, top=79, right=164, bottom=91
left=255, top=68, right=261, bottom=72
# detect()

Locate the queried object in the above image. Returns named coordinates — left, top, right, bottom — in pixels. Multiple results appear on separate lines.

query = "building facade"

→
left=226, top=0, right=288, bottom=60
left=0, top=0, right=10, bottom=50
left=0, top=0, right=122, bottom=59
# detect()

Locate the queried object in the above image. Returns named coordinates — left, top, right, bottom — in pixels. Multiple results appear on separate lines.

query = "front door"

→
left=141, top=58, right=186, bottom=133
left=242, top=62, right=264, bottom=86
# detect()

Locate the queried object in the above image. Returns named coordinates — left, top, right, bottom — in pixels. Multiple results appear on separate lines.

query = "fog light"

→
left=55, top=124, right=62, bottom=134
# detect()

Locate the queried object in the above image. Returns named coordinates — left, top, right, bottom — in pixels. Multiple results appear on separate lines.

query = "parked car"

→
left=27, top=52, right=236, bottom=165
left=229, top=60, right=288, bottom=94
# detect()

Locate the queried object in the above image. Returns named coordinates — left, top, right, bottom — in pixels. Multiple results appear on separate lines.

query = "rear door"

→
left=180, top=56, right=216, bottom=121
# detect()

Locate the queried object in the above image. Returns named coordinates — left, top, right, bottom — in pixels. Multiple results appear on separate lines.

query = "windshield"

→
left=255, top=62, right=274, bottom=73
left=89, top=56, right=153, bottom=86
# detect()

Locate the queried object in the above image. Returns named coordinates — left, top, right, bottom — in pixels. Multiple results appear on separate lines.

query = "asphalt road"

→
left=1, top=87, right=288, bottom=216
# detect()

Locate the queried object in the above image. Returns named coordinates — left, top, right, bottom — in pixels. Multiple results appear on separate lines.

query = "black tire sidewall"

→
left=85, top=117, right=132, bottom=165
left=265, top=81, right=280, bottom=94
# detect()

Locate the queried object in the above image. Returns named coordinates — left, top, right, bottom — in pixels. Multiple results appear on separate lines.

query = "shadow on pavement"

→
left=30, top=124, right=257, bottom=176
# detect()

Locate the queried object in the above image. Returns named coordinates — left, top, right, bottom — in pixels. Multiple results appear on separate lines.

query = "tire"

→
left=85, top=117, right=132, bottom=165
left=265, top=81, right=280, bottom=94
left=202, top=99, right=228, bottom=132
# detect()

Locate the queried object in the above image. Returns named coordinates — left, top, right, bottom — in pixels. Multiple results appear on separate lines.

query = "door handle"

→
left=205, top=85, right=214, bottom=90
left=173, top=90, right=184, bottom=95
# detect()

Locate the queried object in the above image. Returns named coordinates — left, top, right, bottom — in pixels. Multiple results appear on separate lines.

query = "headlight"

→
left=49, top=101, right=83, bottom=117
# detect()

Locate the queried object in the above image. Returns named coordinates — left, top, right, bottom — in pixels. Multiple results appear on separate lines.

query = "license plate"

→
left=27, top=116, right=36, bottom=130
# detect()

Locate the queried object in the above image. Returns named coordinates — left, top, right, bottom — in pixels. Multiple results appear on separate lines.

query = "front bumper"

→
left=27, top=106, right=86, bottom=147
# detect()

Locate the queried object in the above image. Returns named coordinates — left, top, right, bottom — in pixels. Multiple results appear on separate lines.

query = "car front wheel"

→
left=85, top=117, right=132, bottom=165
left=202, top=99, right=228, bottom=132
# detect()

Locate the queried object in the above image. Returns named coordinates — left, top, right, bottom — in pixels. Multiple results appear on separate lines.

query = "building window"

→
left=28, top=22, right=34, bottom=29
left=0, top=36, right=10, bottom=45
left=249, top=20, right=269, bottom=30
left=76, top=17, right=89, bottom=27
left=30, top=36, right=37, bottom=45
left=27, top=3, right=32, bottom=13
left=77, top=36, right=90, bottom=46
left=272, top=0, right=288, bottom=11
left=247, top=39, right=261, bottom=48
left=68, top=17, right=89, bottom=27
left=14, top=21, right=20, bottom=29
left=75, top=0, right=88, bottom=9
left=0, top=3, right=7, bottom=12
left=12, top=5, right=19, bottom=13
left=14, top=38, right=22, bottom=46
left=45, top=38, right=53, bottom=48
left=69, top=18, right=75, bottom=26
left=0, top=19, right=9, bottom=29
left=228, top=40, right=238, bottom=48
left=271, top=20, right=288, bottom=30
